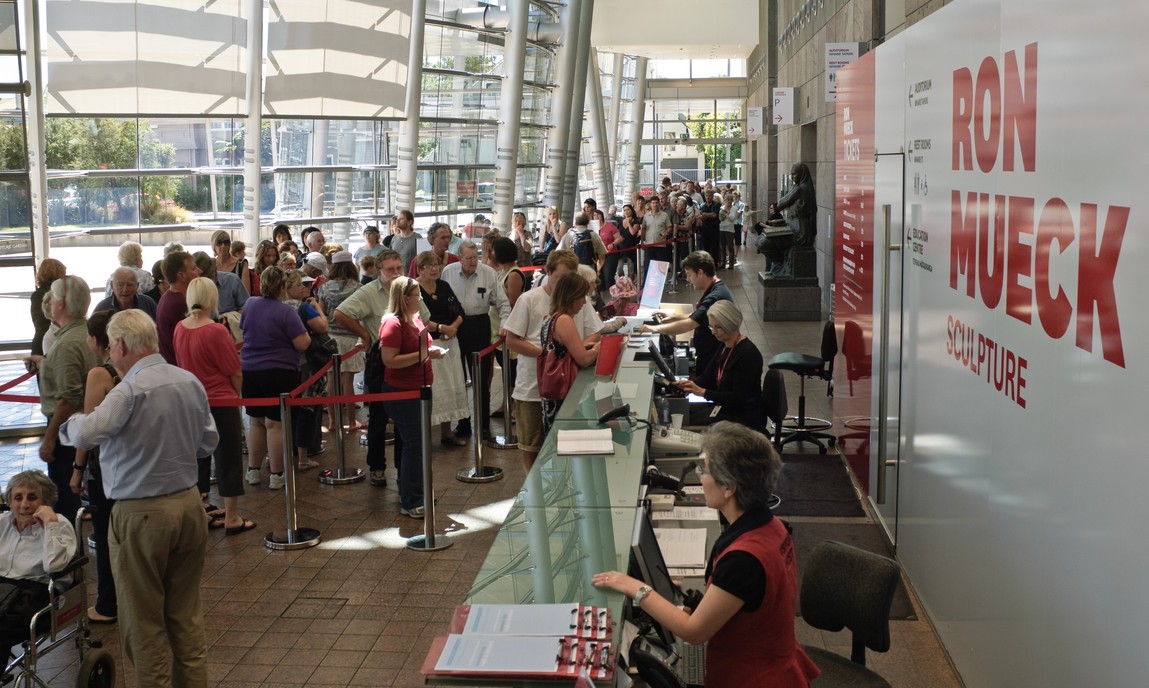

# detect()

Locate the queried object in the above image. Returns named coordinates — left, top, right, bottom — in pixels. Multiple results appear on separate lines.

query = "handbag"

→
left=304, top=331, right=338, bottom=374
left=537, top=317, right=579, bottom=401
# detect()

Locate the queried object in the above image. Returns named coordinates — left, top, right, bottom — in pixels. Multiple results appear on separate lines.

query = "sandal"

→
left=299, top=459, right=321, bottom=471
left=204, top=504, right=225, bottom=518
left=225, top=519, right=258, bottom=536
left=207, top=517, right=226, bottom=530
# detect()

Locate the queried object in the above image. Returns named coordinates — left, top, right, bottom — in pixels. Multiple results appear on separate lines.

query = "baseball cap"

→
left=332, top=250, right=353, bottom=264
left=304, top=252, right=328, bottom=274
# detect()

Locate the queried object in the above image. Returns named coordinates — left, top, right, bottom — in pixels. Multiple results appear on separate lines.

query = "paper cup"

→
left=670, top=413, right=684, bottom=429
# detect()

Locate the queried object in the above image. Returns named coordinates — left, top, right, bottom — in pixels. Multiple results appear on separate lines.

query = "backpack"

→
left=572, top=229, right=596, bottom=267
left=363, top=338, right=385, bottom=392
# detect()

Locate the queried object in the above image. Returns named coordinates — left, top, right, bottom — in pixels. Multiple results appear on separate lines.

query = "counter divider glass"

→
left=434, top=363, right=657, bottom=686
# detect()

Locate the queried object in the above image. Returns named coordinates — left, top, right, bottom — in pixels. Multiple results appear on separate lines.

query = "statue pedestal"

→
left=758, top=271, right=821, bottom=321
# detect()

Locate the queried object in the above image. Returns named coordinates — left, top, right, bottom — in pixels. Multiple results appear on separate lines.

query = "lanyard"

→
left=716, top=338, right=740, bottom=385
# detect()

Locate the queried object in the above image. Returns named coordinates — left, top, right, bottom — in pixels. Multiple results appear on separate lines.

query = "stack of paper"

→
left=557, top=428, right=614, bottom=455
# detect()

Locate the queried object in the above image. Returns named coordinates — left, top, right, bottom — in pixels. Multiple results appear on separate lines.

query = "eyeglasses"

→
left=695, top=464, right=709, bottom=477
left=217, top=239, right=231, bottom=245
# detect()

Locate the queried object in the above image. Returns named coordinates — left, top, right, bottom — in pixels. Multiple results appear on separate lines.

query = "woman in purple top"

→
left=240, top=266, right=310, bottom=490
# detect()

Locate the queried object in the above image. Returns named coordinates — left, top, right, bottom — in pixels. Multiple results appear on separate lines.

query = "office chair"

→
left=841, top=319, right=872, bottom=397
left=767, top=319, right=838, bottom=454
left=800, top=540, right=901, bottom=688
left=761, top=369, right=789, bottom=452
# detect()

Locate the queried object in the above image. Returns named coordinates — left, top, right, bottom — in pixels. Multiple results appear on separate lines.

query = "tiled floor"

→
left=0, top=244, right=964, bottom=687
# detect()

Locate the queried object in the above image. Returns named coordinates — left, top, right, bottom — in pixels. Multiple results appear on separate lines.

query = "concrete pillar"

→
left=491, top=0, right=530, bottom=231
left=542, top=0, right=582, bottom=214
left=562, top=0, right=595, bottom=217
left=623, top=56, right=648, bottom=198
left=308, top=119, right=328, bottom=219
left=23, top=0, right=49, bottom=263
left=241, top=0, right=264, bottom=245
left=606, top=52, right=625, bottom=184
left=585, top=52, right=613, bottom=208
left=395, top=0, right=428, bottom=213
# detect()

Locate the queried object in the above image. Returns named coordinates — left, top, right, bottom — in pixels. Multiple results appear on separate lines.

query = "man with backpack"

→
left=558, top=211, right=606, bottom=275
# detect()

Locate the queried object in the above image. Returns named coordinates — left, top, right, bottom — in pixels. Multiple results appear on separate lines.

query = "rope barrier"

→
left=0, top=394, right=40, bottom=403
left=0, top=371, right=36, bottom=394
left=0, top=368, right=422, bottom=409
left=339, top=344, right=364, bottom=360
left=289, top=358, right=335, bottom=397
left=476, top=336, right=505, bottom=360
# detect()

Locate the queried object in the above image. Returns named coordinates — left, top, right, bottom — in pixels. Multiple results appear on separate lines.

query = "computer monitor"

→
left=647, top=340, right=678, bottom=381
left=629, top=509, right=680, bottom=647
left=639, top=260, right=670, bottom=310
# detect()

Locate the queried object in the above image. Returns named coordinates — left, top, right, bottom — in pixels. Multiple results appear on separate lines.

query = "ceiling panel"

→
left=590, top=0, right=758, bottom=60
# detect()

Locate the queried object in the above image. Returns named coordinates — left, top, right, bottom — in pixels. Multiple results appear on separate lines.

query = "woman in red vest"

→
left=593, top=422, right=819, bottom=687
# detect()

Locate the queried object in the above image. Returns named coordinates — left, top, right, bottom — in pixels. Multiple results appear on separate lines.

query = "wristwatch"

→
left=632, top=584, right=653, bottom=607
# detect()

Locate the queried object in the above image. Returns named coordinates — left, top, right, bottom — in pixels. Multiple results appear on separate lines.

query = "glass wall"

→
left=0, top=0, right=624, bottom=349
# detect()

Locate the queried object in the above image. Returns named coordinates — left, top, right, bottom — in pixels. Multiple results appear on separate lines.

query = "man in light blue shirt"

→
left=441, top=241, right=511, bottom=439
left=60, top=309, right=216, bottom=688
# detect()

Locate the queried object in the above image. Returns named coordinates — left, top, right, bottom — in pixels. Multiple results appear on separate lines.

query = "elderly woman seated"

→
left=676, top=300, right=765, bottom=432
left=0, top=470, right=79, bottom=649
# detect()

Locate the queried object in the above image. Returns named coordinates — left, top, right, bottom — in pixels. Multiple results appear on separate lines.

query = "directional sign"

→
left=747, top=107, right=763, bottom=137
left=825, top=43, right=859, bottom=101
left=772, top=88, right=794, bottom=125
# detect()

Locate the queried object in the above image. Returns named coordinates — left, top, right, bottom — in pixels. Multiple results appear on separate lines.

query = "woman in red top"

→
left=379, top=277, right=445, bottom=518
left=593, top=422, right=819, bottom=687
left=173, top=277, right=256, bottom=535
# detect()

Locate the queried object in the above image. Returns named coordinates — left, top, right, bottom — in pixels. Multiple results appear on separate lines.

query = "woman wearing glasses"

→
left=675, top=300, right=765, bottom=432
left=593, top=423, right=819, bottom=687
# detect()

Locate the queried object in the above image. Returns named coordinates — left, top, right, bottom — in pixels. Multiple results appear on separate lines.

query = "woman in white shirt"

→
left=0, top=470, right=78, bottom=647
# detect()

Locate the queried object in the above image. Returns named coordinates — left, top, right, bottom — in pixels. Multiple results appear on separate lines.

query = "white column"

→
left=242, top=0, right=263, bottom=245
left=491, top=0, right=530, bottom=231
left=585, top=52, right=612, bottom=207
left=395, top=0, right=428, bottom=214
left=542, top=0, right=582, bottom=214
left=23, top=0, right=49, bottom=263
left=623, top=56, right=648, bottom=198
left=606, top=52, right=625, bottom=171
left=562, top=0, right=595, bottom=217
left=308, top=119, right=328, bottom=219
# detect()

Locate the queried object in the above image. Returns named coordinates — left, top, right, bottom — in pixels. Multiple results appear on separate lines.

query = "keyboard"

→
left=677, top=641, right=706, bottom=687
left=650, top=425, right=703, bottom=455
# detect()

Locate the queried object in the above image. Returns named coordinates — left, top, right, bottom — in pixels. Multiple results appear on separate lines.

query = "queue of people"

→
left=20, top=201, right=794, bottom=686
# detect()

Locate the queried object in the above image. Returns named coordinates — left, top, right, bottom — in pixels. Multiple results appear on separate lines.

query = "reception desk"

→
left=434, top=362, right=657, bottom=685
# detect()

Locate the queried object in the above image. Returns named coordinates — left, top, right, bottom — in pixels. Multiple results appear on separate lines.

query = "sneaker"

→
left=370, top=470, right=387, bottom=487
left=246, top=468, right=261, bottom=485
left=400, top=505, right=425, bottom=518
left=268, top=473, right=285, bottom=490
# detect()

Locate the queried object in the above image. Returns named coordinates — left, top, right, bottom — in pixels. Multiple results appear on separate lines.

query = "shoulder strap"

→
left=102, top=362, right=121, bottom=386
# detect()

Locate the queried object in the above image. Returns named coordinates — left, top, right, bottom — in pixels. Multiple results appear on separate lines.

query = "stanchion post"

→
left=459, top=351, right=504, bottom=482
left=406, top=386, right=453, bottom=552
left=266, top=393, right=321, bottom=550
left=484, top=340, right=517, bottom=451
left=319, top=352, right=365, bottom=485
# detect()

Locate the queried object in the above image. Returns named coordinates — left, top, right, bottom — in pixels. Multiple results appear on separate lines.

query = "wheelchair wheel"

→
left=75, top=648, right=115, bottom=688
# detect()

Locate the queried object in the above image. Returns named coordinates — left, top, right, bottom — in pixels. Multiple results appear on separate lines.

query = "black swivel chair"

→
left=800, top=540, right=901, bottom=688
left=767, top=320, right=838, bottom=454
left=761, top=369, right=789, bottom=452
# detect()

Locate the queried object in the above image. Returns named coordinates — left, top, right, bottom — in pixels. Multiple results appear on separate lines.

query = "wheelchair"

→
left=1, top=507, right=115, bottom=688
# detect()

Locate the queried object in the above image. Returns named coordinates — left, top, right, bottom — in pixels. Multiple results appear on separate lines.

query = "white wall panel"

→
left=45, top=0, right=246, bottom=115
left=264, top=0, right=412, bottom=118
left=843, top=0, right=1149, bottom=683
